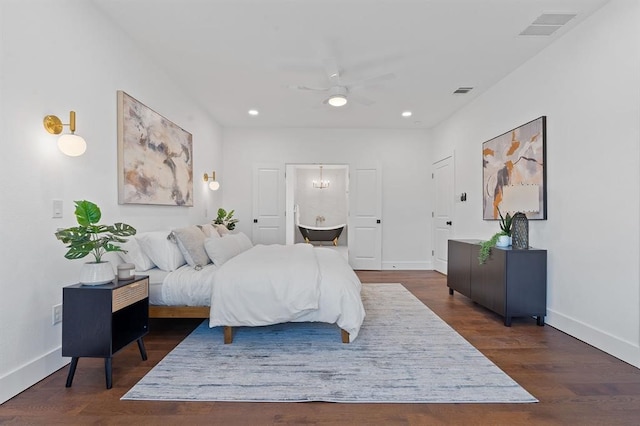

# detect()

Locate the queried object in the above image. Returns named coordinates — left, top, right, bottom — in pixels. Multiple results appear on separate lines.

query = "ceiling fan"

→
left=288, top=58, right=395, bottom=107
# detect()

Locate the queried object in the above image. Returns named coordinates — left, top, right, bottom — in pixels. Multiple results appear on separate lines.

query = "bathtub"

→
left=298, top=224, right=345, bottom=246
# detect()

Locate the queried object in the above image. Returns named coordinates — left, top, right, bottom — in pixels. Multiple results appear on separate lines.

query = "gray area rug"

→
left=122, top=283, right=537, bottom=403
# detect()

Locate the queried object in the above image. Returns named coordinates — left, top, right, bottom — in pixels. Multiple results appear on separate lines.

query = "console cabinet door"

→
left=447, top=240, right=471, bottom=298
left=470, top=246, right=506, bottom=316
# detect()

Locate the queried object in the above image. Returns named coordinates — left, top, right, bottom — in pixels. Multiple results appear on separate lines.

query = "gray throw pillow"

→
left=171, top=226, right=210, bottom=270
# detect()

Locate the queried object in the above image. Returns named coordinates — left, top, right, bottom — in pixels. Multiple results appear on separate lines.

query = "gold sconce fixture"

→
left=43, top=111, right=87, bottom=157
left=203, top=171, right=220, bottom=191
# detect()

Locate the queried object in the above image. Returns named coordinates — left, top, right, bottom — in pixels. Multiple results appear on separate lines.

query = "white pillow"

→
left=233, top=231, right=253, bottom=252
left=204, top=232, right=253, bottom=266
left=198, top=223, right=220, bottom=238
left=171, top=226, right=210, bottom=270
left=138, top=231, right=186, bottom=271
left=117, top=234, right=156, bottom=271
left=214, top=224, right=230, bottom=236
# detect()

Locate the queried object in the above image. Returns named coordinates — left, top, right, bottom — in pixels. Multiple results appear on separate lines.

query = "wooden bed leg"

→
left=333, top=237, right=338, bottom=246
left=341, top=329, right=350, bottom=344
left=224, top=326, right=233, bottom=344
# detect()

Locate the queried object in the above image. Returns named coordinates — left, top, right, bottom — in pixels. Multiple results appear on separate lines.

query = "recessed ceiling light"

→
left=402, top=111, right=412, bottom=117
left=248, top=109, right=259, bottom=116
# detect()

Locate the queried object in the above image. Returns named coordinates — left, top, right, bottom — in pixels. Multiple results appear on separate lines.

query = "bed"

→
left=133, top=231, right=365, bottom=343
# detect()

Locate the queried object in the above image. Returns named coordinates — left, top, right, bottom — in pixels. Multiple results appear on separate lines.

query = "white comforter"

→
left=161, top=263, right=218, bottom=306
left=209, top=244, right=365, bottom=342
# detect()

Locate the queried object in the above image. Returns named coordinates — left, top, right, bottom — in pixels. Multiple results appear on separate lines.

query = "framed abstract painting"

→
left=117, top=91, right=193, bottom=206
left=482, top=116, right=547, bottom=220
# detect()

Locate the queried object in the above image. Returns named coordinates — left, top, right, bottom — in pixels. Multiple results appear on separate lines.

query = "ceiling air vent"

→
left=520, top=13, right=577, bottom=36
left=453, top=87, right=473, bottom=95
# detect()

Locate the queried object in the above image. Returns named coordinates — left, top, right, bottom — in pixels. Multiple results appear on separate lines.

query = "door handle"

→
left=253, top=219, right=258, bottom=223
left=377, top=219, right=381, bottom=224
left=446, top=221, right=452, bottom=226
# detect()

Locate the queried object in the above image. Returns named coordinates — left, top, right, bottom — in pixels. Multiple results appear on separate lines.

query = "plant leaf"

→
left=63, top=243, right=94, bottom=260
left=108, top=223, right=137, bottom=236
left=55, top=227, right=91, bottom=244
left=74, top=200, right=101, bottom=226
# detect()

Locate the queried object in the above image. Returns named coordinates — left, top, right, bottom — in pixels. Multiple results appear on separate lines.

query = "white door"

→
left=348, top=164, right=382, bottom=270
left=252, top=163, right=285, bottom=245
left=432, top=156, right=454, bottom=274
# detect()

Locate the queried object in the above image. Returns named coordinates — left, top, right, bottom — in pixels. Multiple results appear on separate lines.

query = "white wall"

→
left=222, top=128, right=432, bottom=270
left=432, top=0, right=640, bottom=367
left=0, top=0, right=223, bottom=403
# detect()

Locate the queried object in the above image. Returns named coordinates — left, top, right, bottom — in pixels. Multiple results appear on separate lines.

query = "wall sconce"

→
left=203, top=171, right=220, bottom=191
left=43, top=111, right=87, bottom=157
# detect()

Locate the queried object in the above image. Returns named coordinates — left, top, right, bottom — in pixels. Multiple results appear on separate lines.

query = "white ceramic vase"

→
left=496, top=235, right=511, bottom=247
left=79, top=261, right=115, bottom=286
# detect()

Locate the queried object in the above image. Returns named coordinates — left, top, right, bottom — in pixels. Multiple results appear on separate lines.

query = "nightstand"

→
left=62, top=275, right=149, bottom=389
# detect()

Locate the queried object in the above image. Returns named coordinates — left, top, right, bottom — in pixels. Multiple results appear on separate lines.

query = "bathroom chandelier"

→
left=312, top=165, right=330, bottom=189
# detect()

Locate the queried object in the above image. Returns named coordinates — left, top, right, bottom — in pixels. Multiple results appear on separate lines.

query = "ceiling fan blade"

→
left=346, top=73, right=396, bottom=90
left=286, top=84, right=329, bottom=92
left=349, top=93, right=376, bottom=106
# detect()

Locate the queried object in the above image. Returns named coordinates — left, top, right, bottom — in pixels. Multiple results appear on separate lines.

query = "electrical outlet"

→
left=52, top=304, right=62, bottom=325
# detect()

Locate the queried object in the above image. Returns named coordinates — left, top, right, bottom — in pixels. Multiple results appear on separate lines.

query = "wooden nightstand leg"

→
left=105, top=358, right=112, bottom=389
left=137, top=338, right=148, bottom=361
left=65, top=357, right=79, bottom=388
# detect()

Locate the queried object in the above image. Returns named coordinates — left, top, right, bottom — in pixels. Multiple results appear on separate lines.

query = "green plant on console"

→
left=54, top=200, right=136, bottom=263
left=478, top=207, right=512, bottom=265
left=498, top=207, right=513, bottom=236
left=214, top=208, right=239, bottom=231
left=478, top=232, right=505, bottom=264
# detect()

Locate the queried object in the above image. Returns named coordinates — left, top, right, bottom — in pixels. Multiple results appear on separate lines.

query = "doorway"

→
left=286, top=164, right=349, bottom=259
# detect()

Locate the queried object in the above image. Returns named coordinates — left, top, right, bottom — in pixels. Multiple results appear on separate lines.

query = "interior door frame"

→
left=432, top=153, right=455, bottom=274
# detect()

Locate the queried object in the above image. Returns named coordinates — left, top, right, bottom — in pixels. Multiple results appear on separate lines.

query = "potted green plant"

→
left=496, top=208, right=513, bottom=247
left=214, top=208, right=238, bottom=231
left=478, top=208, right=512, bottom=264
left=55, top=200, right=136, bottom=285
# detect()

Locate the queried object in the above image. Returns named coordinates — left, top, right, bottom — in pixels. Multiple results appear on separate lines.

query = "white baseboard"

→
left=0, top=346, right=69, bottom=405
left=546, top=308, right=640, bottom=369
left=382, top=261, right=432, bottom=270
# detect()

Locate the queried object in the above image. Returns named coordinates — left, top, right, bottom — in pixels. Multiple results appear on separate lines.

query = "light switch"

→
left=53, top=199, right=63, bottom=218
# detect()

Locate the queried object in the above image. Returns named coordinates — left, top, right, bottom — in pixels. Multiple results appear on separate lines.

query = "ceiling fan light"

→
left=328, top=95, right=347, bottom=107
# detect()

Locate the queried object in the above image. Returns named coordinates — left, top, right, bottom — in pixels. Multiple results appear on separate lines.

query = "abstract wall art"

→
left=117, top=91, right=193, bottom=206
left=482, top=116, right=547, bottom=220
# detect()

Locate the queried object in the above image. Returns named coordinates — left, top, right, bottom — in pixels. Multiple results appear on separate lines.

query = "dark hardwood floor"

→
left=2, top=271, right=640, bottom=425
